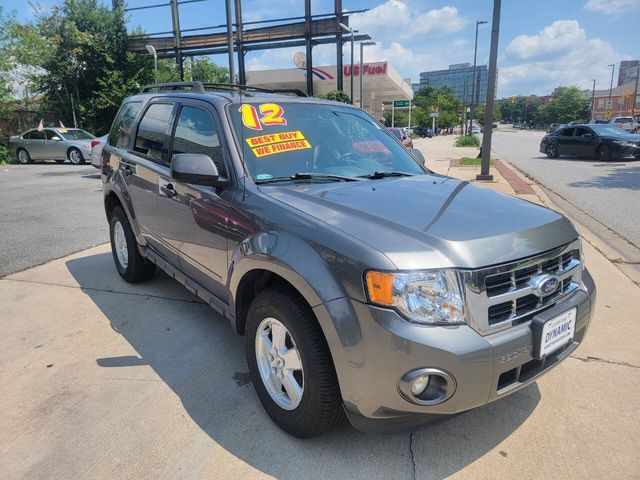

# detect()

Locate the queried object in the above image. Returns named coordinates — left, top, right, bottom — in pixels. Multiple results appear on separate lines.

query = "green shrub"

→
left=455, top=135, right=480, bottom=147
left=458, top=157, right=494, bottom=166
left=0, top=143, right=12, bottom=164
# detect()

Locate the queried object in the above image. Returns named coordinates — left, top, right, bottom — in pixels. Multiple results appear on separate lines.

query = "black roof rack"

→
left=139, top=81, right=307, bottom=97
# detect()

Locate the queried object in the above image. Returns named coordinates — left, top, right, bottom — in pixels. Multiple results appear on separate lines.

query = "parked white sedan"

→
left=90, top=135, right=109, bottom=169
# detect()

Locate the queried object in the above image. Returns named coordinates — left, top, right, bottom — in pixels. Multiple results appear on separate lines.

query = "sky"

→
left=4, top=0, right=640, bottom=97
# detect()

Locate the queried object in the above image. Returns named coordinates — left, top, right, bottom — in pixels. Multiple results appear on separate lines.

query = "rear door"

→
left=27, top=130, right=47, bottom=159
left=556, top=127, right=576, bottom=155
left=126, top=101, right=176, bottom=259
left=157, top=99, right=233, bottom=300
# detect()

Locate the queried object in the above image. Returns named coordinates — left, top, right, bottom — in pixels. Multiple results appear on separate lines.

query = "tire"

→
left=545, top=143, right=559, bottom=158
left=68, top=147, right=85, bottom=165
left=597, top=144, right=611, bottom=162
left=246, top=287, right=344, bottom=438
left=17, top=148, right=32, bottom=164
left=109, top=206, right=155, bottom=283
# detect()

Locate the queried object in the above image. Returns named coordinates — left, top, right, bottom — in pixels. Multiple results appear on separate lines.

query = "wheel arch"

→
left=103, top=187, right=142, bottom=241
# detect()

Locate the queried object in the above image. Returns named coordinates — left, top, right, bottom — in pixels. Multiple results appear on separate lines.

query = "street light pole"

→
left=146, top=44, right=157, bottom=84
left=607, top=63, right=615, bottom=116
left=632, top=65, right=639, bottom=117
left=476, top=0, right=501, bottom=181
left=469, top=20, right=487, bottom=135
left=359, top=41, right=375, bottom=110
left=340, top=23, right=356, bottom=104
left=590, top=79, right=596, bottom=121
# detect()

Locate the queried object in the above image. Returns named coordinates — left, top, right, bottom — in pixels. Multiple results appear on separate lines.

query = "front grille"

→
left=462, top=241, right=583, bottom=335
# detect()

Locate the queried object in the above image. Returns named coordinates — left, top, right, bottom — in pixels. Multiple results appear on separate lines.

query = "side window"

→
left=108, top=101, right=143, bottom=148
left=134, top=103, right=173, bottom=161
left=45, top=130, right=61, bottom=140
left=561, top=128, right=574, bottom=137
left=23, top=131, right=34, bottom=139
left=171, top=105, right=226, bottom=176
left=575, top=128, right=592, bottom=137
left=30, top=130, right=45, bottom=140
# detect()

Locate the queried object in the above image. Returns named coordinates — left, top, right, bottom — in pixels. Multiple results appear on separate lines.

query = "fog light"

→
left=410, top=375, right=430, bottom=396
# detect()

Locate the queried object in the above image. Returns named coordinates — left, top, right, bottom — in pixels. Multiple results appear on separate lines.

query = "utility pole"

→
left=462, top=79, right=468, bottom=134
left=234, top=0, right=246, bottom=85
left=469, top=20, right=487, bottom=135
left=477, top=0, right=501, bottom=181
left=225, top=0, right=235, bottom=84
left=335, top=0, right=344, bottom=92
left=170, top=0, right=184, bottom=81
left=304, top=0, right=313, bottom=96
left=340, top=23, right=355, bottom=103
left=607, top=63, right=615, bottom=115
left=590, top=79, right=596, bottom=121
left=359, top=41, right=375, bottom=109
left=70, top=94, right=77, bottom=128
left=632, top=65, right=639, bottom=117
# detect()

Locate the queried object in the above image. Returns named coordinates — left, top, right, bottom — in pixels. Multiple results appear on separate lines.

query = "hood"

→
left=263, top=175, right=577, bottom=270
left=606, top=133, right=640, bottom=141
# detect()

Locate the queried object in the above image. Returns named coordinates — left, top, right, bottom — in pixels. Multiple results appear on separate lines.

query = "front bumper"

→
left=314, top=268, right=596, bottom=433
left=612, top=143, right=640, bottom=159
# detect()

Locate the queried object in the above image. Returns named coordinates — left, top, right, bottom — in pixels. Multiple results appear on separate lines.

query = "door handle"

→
left=161, top=183, right=177, bottom=199
left=121, top=164, right=133, bottom=176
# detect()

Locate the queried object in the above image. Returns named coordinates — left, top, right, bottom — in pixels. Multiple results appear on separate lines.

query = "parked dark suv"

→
left=102, top=82, right=596, bottom=438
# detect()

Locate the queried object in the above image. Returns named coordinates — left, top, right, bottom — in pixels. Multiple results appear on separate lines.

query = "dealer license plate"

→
left=539, top=308, right=576, bottom=358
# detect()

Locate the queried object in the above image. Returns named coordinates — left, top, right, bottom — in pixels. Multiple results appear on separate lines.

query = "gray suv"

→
left=101, top=82, right=596, bottom=438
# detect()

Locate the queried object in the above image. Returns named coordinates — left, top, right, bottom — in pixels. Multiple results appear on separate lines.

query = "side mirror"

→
left=170, top=153, right=226, bottom=187
left=584, top=133, right=593, bottom=138
left=410, top=148, right=426, bottom=165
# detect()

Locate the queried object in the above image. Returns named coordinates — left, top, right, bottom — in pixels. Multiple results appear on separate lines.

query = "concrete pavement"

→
left=1, top=137, right=639, bottom=479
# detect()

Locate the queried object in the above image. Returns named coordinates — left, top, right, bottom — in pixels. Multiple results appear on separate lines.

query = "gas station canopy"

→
left=246, top=62, right=413, bottom=120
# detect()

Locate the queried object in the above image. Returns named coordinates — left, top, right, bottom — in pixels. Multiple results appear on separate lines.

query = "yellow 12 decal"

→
left=240, top=103, right=287, bottom=130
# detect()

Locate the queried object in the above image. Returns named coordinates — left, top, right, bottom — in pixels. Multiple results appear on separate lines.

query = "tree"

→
left=316, top=90, right=351, bottom=104
left=413, top=85, right=461, bottom=128
left=191, top=57, right=229, bottom=83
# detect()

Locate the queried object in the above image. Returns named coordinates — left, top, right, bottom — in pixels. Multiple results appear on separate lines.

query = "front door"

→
left=45, top=129, right=66, bottom=160
left=157, top=101, right=232, bottom=300
left=572, top=127, right=599, bottom=158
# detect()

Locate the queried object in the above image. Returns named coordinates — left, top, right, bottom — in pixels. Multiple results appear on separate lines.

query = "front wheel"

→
left=597, top=144, right=611, bottom=161
left=246, top=287, right=344, bottom=438
left=68, top=147, right=85, bottom=165
left=109, top=206, right=155, bottom=283
left=545, top=144, right=559, bottom=158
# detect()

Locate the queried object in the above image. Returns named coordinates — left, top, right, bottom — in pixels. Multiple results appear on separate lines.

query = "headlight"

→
left=366, top=270, right=465, bottom=324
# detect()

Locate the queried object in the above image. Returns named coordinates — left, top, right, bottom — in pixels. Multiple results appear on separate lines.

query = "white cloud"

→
left=350, top=2, right=467, bottom=43
left=585, top=0, right=640, bottom=14
left=499, top=20, right=624, bottom=97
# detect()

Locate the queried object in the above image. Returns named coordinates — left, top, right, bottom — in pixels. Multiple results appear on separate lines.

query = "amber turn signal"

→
left=366, top=271, right=395, bottom=305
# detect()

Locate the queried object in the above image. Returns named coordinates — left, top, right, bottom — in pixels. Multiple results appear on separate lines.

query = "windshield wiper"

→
left=255, top=172, right=359, bottom=184
left=359, top=171, right=414, bottom=180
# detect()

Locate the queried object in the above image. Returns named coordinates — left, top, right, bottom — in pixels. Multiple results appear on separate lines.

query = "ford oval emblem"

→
left=530, top=274, right=560, bottom=298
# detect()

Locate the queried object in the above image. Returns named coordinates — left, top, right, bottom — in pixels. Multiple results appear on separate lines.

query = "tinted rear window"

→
left=134, top=103, right=173, bottom=161
left=108, top=101, right=143, bottom=148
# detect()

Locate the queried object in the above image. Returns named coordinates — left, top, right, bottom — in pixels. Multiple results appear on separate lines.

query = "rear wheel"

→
left=545, top=144, right=559, bottom=158
left=68, top=147, right=85, bottom=165
left=17, top=148, right=31, bottom=164
left=109, top=206, right=155, bottom=283
left=246, top=287, right=343, bottom=438
left=597, top=144, right=611, bottom=161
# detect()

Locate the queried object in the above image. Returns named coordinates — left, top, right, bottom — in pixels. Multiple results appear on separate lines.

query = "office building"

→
left=618, top=60, right=639, bottom=86
left=418, top=63, right=490, bottom=104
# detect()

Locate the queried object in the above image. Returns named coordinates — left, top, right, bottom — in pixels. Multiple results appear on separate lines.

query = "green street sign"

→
left=393, top=100, right=410, bottom=108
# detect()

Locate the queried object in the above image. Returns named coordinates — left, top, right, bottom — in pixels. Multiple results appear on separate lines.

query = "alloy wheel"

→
left=255, top=317, right=304, bottom=410
left=113, top=220, right=128, bottom=269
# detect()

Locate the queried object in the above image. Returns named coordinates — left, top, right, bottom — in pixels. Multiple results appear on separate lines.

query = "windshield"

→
left=60, top=129, right=94, bottom=140
left=229, top=102, right=425, bottom=182
left=590, top=124, right=630, bottom=136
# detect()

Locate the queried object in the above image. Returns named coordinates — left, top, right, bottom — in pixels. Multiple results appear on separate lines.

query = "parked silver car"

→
left=90, top=134, right=109, bottom=169
left=8, top=127, right=95, bottom=164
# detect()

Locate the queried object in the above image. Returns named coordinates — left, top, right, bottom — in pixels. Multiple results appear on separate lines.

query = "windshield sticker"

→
left=256, top=173, right=273, bottom=180
left=248, top=131, right=311, bottom=158
left=246, top=130, right=305, bottom=148
left=239, top=103, right=288, bottom=131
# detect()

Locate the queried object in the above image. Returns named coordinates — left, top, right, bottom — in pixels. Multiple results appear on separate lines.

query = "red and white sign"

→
left=344, top=62, right=388, bottom=77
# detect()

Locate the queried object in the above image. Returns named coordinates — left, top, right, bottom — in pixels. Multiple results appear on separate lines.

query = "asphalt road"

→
left=491, top=130, right=640, bottom=248
left=0, top=163, right=107, bottom=277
